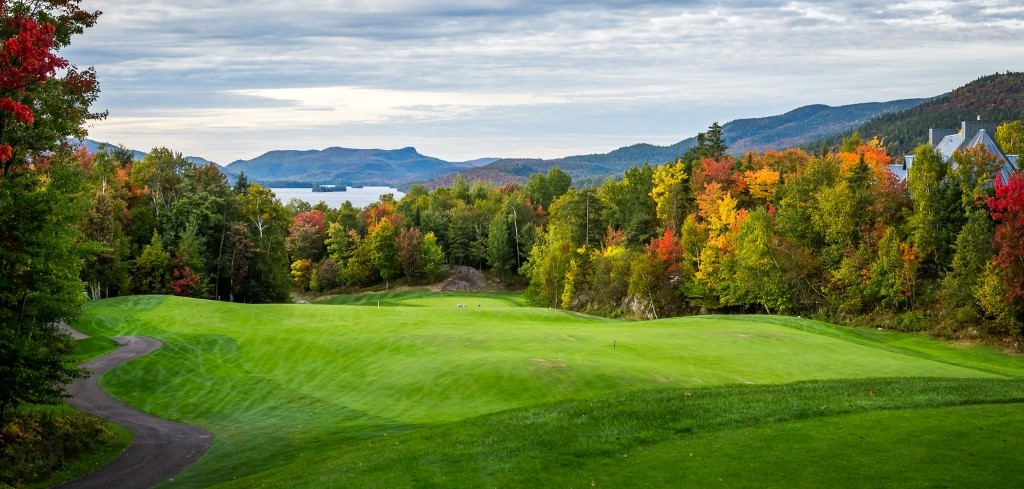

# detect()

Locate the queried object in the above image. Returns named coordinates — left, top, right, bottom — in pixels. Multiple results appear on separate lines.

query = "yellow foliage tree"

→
left=650, top=160, right=688, bottom=232
left=743, top=168, right=781, bottom=203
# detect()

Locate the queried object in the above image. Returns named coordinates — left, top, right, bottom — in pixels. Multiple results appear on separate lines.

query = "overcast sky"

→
left=63, top=0, right=1024, bottom=165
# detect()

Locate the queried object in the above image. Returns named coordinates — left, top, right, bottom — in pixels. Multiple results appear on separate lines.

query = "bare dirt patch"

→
left=434, top=266, right=487, bottom=292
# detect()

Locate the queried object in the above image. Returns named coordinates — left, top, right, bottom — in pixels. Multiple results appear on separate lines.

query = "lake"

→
left=270, top=187, right=405, bottom=209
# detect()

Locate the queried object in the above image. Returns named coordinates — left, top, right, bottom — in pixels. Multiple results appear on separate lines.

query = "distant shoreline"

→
left=270, top=187, right=405, bottom=208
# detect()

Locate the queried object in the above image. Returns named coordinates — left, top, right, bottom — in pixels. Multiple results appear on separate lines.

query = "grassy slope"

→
left=73, top=293, right=1024, bottom=487
left=230, top=379, right=1024, bottom=488
left=74, top=335, right=118, bottom=362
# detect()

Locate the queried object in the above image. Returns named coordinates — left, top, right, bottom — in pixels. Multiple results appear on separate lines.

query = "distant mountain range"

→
left=82, top=97, right=924, bottom=189
left=219, top=148, right=500, bottom=187
left=421, top=98, right=928, bottom=188
left=72, top=139, right=499, bottom=187
left=77, top=72, right=1024, bottom=190
left=213, top=97, right=930, bottom=189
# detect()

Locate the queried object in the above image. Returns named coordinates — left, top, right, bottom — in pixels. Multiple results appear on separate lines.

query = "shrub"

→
left=0, top=408, right=116, bottom=486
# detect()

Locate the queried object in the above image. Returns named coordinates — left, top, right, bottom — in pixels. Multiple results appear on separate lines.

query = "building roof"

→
left=934, top=133, right=966, bottom=162
left=888, top=163, right=908, bottom=181
left=960, top=129, right=1016, bottom=184
left=898, top=121, right=1019, bottom=183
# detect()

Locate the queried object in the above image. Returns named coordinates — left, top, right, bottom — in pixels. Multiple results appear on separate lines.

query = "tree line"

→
left=79, top=148, right=292, bottom=303
left=261, top=122, right=1023, bottom=344
left=55, top=120, right=1024, bottom=347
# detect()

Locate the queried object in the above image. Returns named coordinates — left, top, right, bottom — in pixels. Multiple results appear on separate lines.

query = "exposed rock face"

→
left=435, top=266, right=487, bottom=292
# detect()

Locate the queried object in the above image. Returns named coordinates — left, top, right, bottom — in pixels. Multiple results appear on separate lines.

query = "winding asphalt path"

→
left=57, top=332, right=212, bottom=489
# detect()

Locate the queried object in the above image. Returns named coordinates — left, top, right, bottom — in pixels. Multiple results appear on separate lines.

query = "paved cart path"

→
left=58, top=329, right=211, bottom=489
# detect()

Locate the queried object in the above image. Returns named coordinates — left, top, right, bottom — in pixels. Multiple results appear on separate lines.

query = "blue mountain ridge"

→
left=76, top=97, right=929, bottom=189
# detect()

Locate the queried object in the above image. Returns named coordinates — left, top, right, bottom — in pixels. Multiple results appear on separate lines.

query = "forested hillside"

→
left=423, top=99, right=927, bottom=189
left=68, top=117, right=1024, bottom=346
left=811, top=73, right=1024, bottom=158
left=221, top=146, right=463, bottom=187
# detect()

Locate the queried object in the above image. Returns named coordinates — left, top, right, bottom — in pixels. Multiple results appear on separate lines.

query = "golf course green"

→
left=71, top=292, right=1024, bottom=487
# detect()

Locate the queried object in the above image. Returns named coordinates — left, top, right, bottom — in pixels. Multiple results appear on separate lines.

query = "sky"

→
left=63, top=0, right=1024, bottom=165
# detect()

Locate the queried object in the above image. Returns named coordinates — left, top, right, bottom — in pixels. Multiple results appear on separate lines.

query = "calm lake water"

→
left=270, top=187, right=405, bottom=209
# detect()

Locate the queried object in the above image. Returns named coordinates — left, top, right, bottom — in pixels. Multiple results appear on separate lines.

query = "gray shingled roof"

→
left=898, top=124, right=1019, bottom=183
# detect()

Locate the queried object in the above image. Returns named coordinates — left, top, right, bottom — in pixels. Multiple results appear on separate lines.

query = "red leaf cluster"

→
left=647, top=229, right=686, bottom=277
left=0, top=97, right=33, bottom=124
left=0, top=14, right=66, bottom=91
left=292, top=210, right=326, bottom=232
left=987, top=172, right=1024, bottom=306
left=171, top=266, right=202, bottom=296
left=693, top=156, right=746, bottom=195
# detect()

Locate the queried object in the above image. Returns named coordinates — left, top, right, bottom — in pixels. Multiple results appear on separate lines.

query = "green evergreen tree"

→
left=681, top=122, right=729, bottom=167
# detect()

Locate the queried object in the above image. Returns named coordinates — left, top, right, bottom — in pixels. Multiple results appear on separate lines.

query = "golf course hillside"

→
left=73, top=293, right=1024, bottom=487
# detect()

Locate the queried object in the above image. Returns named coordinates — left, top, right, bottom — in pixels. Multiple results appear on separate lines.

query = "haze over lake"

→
left=270, top=187, right=404, bottom=209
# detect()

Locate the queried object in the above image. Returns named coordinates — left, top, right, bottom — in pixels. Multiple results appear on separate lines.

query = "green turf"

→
left=72, top=293, right=1024, bottom=487
left=74, top=335, right=118, bottom=362
left=212, top=378, right=1024, bottom=488
left=646, top=402, right=1024, bottom=488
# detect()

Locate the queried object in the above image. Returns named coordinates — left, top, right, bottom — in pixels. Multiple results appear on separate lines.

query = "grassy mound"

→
left=72, top=293, right=1024, bottom=487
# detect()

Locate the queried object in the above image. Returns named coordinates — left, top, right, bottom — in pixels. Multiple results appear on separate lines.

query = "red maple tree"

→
left=0, top=2, right=100, bottom=177
left=987, top=172, right=1024, bottom=308
left=0, top=12, right=61, bottom=164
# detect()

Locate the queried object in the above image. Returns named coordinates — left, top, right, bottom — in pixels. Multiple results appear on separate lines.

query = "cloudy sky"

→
left=63, top=0, right=1024, bottom=165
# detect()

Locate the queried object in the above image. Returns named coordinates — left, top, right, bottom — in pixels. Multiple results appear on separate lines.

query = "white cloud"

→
left=231, top=86, right=568, bottom=124
left=780, top=2, right=847, bottom=23
left=67, top=0, right=1024, bottom=164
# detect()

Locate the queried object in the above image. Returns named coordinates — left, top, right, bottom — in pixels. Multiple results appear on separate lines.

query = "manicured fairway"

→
left=214, top=378, right=1024, bottom=488
left=74, top=335, right=118, bottom=362
left=73, top=293, right=1024, bottom=487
